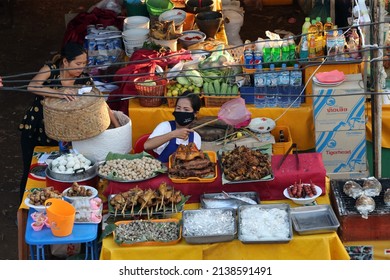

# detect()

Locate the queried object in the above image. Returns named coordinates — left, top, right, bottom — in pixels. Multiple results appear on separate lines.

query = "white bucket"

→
left=124, top=16, right=150, bottom=30
left=150, top=37, right=177, bottom=51
left=72, top=111, right=132, bottom=162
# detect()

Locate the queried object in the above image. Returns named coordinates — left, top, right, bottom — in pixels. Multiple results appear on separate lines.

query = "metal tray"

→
left=200, top=191, right=260, bottom=209
left=291, top=205, right=340, bottom=235
left=238, top=204, right=293, bottom=243
left=182, top=208, right=236, bottom=244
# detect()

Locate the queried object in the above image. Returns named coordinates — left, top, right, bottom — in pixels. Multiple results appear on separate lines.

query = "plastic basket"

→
left=134, top=76, right=167, bottom=107
left=203, top=94, right=240, bottom=107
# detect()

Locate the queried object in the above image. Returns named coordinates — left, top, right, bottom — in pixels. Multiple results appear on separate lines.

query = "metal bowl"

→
left=46, top=161, right=98, bottom=182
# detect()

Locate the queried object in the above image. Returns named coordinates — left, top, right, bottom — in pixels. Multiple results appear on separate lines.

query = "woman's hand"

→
left=61, top=88, right=77, bottom=102
left=172, top=128, right=193, bottom=140
left=0, top=76, right=3, bottom=87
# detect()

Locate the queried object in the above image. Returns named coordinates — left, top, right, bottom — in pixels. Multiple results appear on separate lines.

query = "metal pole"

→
left=371, top=0, right=383, bottom=178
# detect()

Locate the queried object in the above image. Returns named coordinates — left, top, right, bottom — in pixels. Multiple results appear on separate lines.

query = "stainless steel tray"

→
left=238, top=204, right=293, bottom=243
left=182, top=208, right=236, bottom=244
left=200, top=191, right=260, bottom=209
left=291, top=204, right=340, bottom=235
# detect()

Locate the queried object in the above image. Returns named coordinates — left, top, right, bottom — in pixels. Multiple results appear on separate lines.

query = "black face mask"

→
left=173, top=111, right=195, bottom=126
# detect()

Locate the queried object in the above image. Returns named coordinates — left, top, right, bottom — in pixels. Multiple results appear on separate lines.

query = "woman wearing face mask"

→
left=144, top=91, right=202, bottom=163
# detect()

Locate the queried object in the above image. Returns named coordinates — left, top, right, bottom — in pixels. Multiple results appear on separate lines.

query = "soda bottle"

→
left=323, top=17, right=333, bottom=41
left=281, top=39, right=290, bottom=65
left=308, top=35, right=316, bottom=60
left=287, top=36, right=296, bottom=66
left=271, top=40, right=281, bottom=67
left=299, top=35, right=309, bottom=61
left=290, top=64, right=303, bottom=108
left=266, top=64, right=278, bottom=107
left=315, top=17, right=323, bottom=35
left=254, top=65, right=267, bottom=108
left=302, top=17, right=311, bottom=35
left=277, top=63, right=290, bottom=108
left=262, top=40, right=272, bottom=67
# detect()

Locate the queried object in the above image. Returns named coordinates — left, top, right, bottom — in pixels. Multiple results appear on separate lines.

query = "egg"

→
left=66, top=160, right=75, bottom=168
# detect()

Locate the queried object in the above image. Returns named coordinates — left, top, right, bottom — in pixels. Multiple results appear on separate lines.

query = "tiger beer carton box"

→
left=315, top=130, right=367, bottom=174
left=313, top=74, right=365, bottom=132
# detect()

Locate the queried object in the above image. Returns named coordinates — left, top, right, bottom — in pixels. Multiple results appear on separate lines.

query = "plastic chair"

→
left=133, top=133, right=158, bottom=158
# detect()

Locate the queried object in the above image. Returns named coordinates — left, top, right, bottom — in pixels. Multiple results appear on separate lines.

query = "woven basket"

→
left=203, top=94, right=240, bottom=107
left=134, top=76, right=167, bottom=107
left=43, top=87, right=110, bottom=141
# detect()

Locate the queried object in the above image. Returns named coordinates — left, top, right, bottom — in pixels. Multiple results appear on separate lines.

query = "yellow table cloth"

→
left=100, top=179, right=350, bottom=260
left=128, top=100, right=315, bottom=151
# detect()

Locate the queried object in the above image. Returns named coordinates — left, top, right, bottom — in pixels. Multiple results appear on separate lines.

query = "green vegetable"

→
left=176, top=76, right=190, bottom=86
left=226, top=85, right=232, bottom=95
left=213, top=80, right=221, bottom=95
left=208, top=82, right=215, bottom=94
left=232, top=84, right=239, bottom=95
left=203, top=82, right=209, bottom=94
left=185, top=69, right=203, bottom=88
left=220, top=82, right=228, bottom=95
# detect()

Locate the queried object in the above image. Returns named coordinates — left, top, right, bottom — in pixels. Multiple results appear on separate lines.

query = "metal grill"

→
left=331, top=179, right=390, bottom=216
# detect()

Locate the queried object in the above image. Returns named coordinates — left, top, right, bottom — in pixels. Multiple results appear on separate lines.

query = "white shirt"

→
left=149, top=121, right=201, bottom=155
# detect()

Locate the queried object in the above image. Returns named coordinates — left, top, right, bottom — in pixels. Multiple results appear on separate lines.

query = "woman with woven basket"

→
left=144, top=91, right=202, bottom=163
left=18, top=42, right=119, bottom=201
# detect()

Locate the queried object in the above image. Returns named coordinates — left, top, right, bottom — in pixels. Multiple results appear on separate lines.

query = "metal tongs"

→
left=277, top=143, right=300, bottom=170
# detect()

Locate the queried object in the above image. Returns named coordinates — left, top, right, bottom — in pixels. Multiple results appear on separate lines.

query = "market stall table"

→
left=100, top=194, right=350, bottom=260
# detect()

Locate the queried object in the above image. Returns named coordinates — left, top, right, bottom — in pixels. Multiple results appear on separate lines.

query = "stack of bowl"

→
left=122, top=28, right=150, bottom=57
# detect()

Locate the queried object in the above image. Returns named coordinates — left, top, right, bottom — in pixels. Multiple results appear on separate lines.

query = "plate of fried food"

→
left=218, top=145, right=274, bottom=184
left=109, top=183, right=190, bottom=219
left=168, top=143, right=217, bottom=183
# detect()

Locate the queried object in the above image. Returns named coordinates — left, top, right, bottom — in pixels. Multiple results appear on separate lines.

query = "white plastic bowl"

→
left=62, top=185, right=98, bottom=202
left=283, top=185, right=323, bottom=205
left=124, top=16, right=150, bottom=30
left=178, top=30, right=206, bottom=49
left=122, top=28, right=150, bottom=40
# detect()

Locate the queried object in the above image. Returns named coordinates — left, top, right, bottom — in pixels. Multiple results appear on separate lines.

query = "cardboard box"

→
left=315, top=130, right=367, bottom=174
left=313, top=74, right=366, bottom=131
left=326, top=169, right=369, bottom=180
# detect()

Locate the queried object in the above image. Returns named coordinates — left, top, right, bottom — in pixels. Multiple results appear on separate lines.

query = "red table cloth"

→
left=103, top=153, right=326, bottom=204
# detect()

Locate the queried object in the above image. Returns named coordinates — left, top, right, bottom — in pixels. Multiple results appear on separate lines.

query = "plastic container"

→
left=45, top=198, right=76, bottom=237
left=265, top=64, right=278, bottom=107
left=254, top=65, right=266, bottom=108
